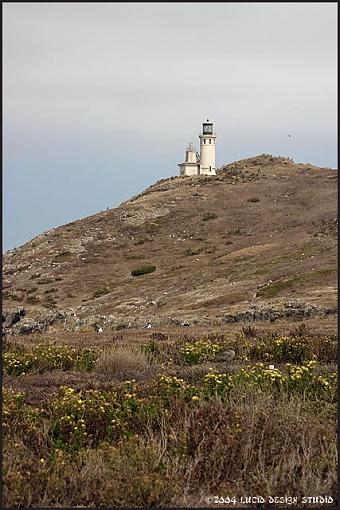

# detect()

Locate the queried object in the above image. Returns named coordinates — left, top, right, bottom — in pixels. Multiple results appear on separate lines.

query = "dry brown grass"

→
left=176, top=395, right=336, bottom=500
left=94, top=344, right=159, bottom=381
left=4, top=158, right=336, bottom=328
left=174, top=363, right=213, bottom=383
left=3, top=388, right=336, bottom=508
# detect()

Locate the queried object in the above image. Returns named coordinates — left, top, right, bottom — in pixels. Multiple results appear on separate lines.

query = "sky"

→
left=3, top=2, right=337, bottom=252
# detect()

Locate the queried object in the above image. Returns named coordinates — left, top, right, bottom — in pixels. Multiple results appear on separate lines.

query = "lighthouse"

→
left=199, top=120, right=217, bottom=175
left=178, top=120, right=217, bottom=176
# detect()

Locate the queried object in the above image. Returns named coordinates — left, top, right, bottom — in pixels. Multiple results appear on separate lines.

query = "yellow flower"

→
left=191, top=396, right=200, bottom=401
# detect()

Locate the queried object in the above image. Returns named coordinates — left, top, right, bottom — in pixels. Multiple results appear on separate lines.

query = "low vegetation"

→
left=2, top=326, right=337, bottom=507
left=131, top=264, right=156, bottom=277
left=257, top=268, right=336, bottom=298
left=4, top=344, right=98, bottom=375
left=94, top=345, right=158, bottom=381
left=53, top=251, right=73, bottom=263
left=184, top=247, right=204, bottom=257
left=202, top=212, right=217, bottom=221
left=92, top=284, right=111, bottom=299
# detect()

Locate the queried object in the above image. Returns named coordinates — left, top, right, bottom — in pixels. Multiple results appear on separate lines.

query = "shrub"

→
left=30, top=272, right=41, bottom=280
left=149, top=332, right=168, bottom=341
left=272, top=335, right=310, bottom=364
left=202, top=372, right=233, bottom=398
left=241, top=325, right=258, bottom=339
left=175, top=364, right=212, bottom=384
left=37, top=278, right=54, bottom=285
left=131, top=265, right=156, bottom=277
left=247, top=197, right=260, bottom=202
left=180, top=340, right=224, bottom=364
left=92, top=284, right=111, bottom=298
left=26, top=287, right=38, bottom=294
left=202, top=212, right=217, bottom=221
left=232, top=331, right=337, bottom=364
left=184, top=247, right=203, bottom=256
left=3, top=344, right=98, bottom=375
left=2, top=354, right=337, bottom=508
left=53, top=251, right=72, bottom=263
left=25, top=296, right=40, bottom=304
left=50, top=387, right=122, bottom=451
left=231, top=361, right=336, bottom=401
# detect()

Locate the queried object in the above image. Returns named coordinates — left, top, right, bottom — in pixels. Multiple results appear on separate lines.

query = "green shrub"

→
left=202, top=212, right=217, bottom=221
left=184, top=247, right=203, bottom=256
left=131, top=265, right=156, bottom=277
left=92, top=285, right=111, bottom=298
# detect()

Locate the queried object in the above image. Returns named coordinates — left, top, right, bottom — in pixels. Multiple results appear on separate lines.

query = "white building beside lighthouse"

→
left=178, top=120, right=217, bottom=176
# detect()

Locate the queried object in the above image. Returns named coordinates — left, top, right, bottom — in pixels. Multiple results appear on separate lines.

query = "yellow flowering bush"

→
left=51, top=386, right=123, bottom=451
left=285, top=360, right=336, bottom=399
left=3, top=389, right=26, bottom=434
left=232, top=332, right=337, bottom=364
left=202, top=371, right=233, bottom=398
left=245, top=335, right=312, bottom=363
left=155, top=375, right=201, bottom=403
left=2, top=389, right=44, bottom=449
left=231, top=361, right=336, bottom=401
left=121, top=380, right=140, bottom=415
left=234, top=363, right=285, bottom=392
left=4, top=344, right=98, bottom=375
left=157, top=375, right=189, bottom=396
left=180, top=340, right=223, bottom=364
left=272, top=336, right=310, bottom=363
left=155, top=361, right=336, bottom=404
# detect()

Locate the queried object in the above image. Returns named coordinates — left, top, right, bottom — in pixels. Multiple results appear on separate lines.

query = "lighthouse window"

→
left=204, top=139, right=206, bottom=144
left=209, top=139, right=211, bottom=144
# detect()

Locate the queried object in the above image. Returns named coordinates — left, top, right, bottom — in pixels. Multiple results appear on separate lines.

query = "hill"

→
left=3, top=154, right=337, bottom=334
left=3, top=154, right=337, bottom=507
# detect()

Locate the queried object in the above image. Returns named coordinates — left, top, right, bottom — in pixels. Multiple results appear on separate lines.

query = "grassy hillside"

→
left=2, top=154, right=337, bottom=507
left=3, top=155, right=337, bottom=331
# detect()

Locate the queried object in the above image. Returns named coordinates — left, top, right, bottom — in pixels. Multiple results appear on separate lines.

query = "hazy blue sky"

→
left=3, top=2, right=337, bottom=251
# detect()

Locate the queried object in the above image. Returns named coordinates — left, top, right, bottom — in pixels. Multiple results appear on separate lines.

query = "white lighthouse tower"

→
left=178, top=120, right=217, bottom=176
left=199, top=119, right=217, bottom=175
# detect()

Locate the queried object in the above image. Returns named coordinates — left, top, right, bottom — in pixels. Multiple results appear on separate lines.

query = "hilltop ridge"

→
left=3, top=155, right=337, bottom=334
